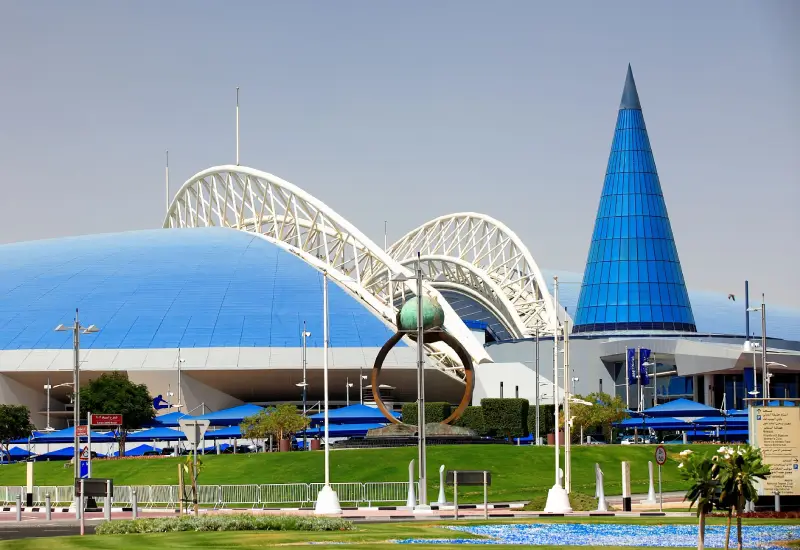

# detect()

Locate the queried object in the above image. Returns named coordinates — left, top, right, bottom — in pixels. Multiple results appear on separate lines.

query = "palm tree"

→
left=718, top=446, right=771, bottom=550
left=677, top=450, right=720, bottom=550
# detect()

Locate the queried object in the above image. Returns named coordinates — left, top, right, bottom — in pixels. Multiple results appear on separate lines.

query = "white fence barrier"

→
left=0, top=482, right=416, bottom=508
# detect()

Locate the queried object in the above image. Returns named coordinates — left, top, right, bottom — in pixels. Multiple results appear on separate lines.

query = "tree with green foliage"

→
left=0, top=405, right=34, bottom=463
left=677, top=449, right=721, bottom=550
left=240, top=409, right=272, bottom=451
left=258, top=404, right=309, bottom=445
left=717, top=445, right=770, bottom=550
left=562, top=392, right=627, bottom=442
left=79, top=372, right=155, bottom=457
left=481, top=398, right=529, bottom=439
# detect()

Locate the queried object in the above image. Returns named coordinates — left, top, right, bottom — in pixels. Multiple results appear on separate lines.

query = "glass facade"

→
left=573, top=65, right=696, bottom=333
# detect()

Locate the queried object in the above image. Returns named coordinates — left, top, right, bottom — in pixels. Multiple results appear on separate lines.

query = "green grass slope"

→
left=0, top=444, right=690, bottom=503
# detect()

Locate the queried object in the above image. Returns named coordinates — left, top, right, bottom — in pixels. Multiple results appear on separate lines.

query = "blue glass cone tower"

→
left=572, top=65, right=696, bottom=333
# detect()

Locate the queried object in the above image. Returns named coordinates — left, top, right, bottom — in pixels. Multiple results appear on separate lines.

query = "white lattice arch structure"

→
left=164, top=165, right=492, bottom=375
left=382, top=213, right=557, bottom=336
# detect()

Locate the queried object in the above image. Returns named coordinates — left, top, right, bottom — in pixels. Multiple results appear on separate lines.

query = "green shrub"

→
left=95, top=514, right=353, bottom=535
left=453, top=406, right=487, bottom=435
left=528, top=404, right=555, bottom=437
left=401, top=402, right=451, bottom=425
left=481, top=398, right=529, bottom=438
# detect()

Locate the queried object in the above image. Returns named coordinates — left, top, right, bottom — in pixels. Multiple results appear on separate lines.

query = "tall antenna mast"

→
left=165, top=150, right=170, bottom=216
left=236, top=87, right=240, bottom=166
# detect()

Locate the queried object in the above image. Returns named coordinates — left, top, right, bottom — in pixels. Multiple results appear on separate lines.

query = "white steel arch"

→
left=381, top=213, right=557, bottom=336
left=164, top=166, right=492, bottom=374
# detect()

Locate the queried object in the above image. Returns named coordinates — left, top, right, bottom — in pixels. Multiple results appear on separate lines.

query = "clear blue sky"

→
left=1, top=1, right=797, bottom=305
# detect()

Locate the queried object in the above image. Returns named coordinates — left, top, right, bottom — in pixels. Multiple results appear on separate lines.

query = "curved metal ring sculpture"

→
left=371, top=331, right=475, bottom=425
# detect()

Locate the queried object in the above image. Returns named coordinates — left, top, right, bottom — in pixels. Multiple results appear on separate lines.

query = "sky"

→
left=0, top=1, right=798, bottom=306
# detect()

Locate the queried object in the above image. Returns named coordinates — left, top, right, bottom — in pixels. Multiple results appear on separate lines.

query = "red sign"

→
left=80, top=446, right=90, bottom=460
left=90, top=414, right=123, bottom=426
left=655, top=445, right=667, bottom=466
left=75, top=425, right=89, bottom=437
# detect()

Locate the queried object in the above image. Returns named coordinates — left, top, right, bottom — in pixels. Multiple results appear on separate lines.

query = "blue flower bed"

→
left=397, top=523, right=800, bottom=548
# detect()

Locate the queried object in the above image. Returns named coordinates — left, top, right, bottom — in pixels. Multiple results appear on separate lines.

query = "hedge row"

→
left=528, top=404, right=556, bottom=437
left=481, top=398, right=529, bottom=438
left=95, top=514, right=353, bottom=535
left=453, top=405, right=487, bottom=435
left=401, top=402, right=451, bottom=425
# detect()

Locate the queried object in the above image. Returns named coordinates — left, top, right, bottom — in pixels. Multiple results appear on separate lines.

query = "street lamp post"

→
left=544, top=276, right=571, bottom=513
left=54, top=309, right=99, bottom=505
left=745, top=295, right=768, bottom=401
left=301, top=324, right=311, bottom=450
left=534, top=328, right=540, bottom=445
left=43, top=380, right=74, bottom=432
left=346, top=379, right=353, bottom=406
left=390, top=255, right=446, bottom=512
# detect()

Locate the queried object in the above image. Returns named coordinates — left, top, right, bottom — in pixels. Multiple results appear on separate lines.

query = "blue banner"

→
left=639, top=348, right=651, bottom=385
left=627, top=348, right=637, bottom=384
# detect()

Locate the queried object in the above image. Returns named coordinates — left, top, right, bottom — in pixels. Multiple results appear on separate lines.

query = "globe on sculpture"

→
left=397, top=295, right=445, bottom=332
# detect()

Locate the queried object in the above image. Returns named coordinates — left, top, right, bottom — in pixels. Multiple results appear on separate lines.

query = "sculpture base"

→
left=314, top=485, right=342, bottom=515
left=367, top=422, right=477, bottom=438
left=543, top=484, right=572, bottom=513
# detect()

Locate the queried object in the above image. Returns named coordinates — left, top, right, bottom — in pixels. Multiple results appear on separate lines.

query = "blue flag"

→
left=627, top=348, right=637, bottom=384
left=640, top=348, right=651, bottom=385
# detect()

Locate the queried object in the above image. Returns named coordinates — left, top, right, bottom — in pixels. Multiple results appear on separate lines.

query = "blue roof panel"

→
left=0, top=228, right=397, bottom=350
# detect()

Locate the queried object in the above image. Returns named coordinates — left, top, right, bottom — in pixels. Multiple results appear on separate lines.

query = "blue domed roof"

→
left=0, top=227, right=395, bottom=350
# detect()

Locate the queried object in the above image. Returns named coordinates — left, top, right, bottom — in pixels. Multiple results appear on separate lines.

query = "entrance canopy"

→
left=195, top=404, right=264, bottom=426
left=309, top=404, right=399, bottom=426
left=30, top=426, right=115, bottom=444
left=641, top=398, right=721, bottom=418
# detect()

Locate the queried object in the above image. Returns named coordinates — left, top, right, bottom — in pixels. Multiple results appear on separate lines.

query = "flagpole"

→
left=314, top=271, right=341, bottom=514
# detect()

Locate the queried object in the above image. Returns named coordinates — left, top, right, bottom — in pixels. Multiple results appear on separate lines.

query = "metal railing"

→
left=1, top=481, right=418, bottom=508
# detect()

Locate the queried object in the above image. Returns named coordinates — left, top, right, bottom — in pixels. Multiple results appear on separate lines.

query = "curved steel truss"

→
left=381, top=213, right=557, bottom=336
left=164, top=166, right=492, bottom=376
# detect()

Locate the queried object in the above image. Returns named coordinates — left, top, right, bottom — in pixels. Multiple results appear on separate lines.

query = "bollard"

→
left=45, top=493, right=52, bottom=521
left=437, top=465, right=446, bottom=505
left=621, top=461, right=631, bottom=512
left=104, top=479, right=112, bottom=521
left=15, top=494, right=22, bottom=522
left=642, top=461, right=657, bottom=505
left=595, top=463, right=608, bottom=512
left=132, top=489, right=138, bottom=519
left=774, top=490, right=781, bottom=512
left=453, top=471, right=459, bottom=521
left=483, top=470, right=488, bottom=520
left=406, top=459, right=416, bottom=508
left=79, top=479, right=85, bottom=536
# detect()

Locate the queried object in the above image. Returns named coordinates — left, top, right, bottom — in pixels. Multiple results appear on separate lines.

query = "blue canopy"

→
left=112, top=444, right=158, bottom=457
left=10, top=431, right=46, bottom=444
left=614, top=416, right=693, bottom=431
left=195, top=404, right=264, bottom=426
left=204, top=426, right=242, bottom=439
left=693, top=416, right=749, bottom=428
left=307, top=422, right=387, bottom=438
left=640, top=398, right=721, bottom=418
left=34, top=447, right=107, bottom=461
left=30, top=426, right=116, bottom=444
left=148, top=411, right=195, bottom=427
left=1, top=447, right=33, bottom=460
left=309, top=404, right=400, bottom=426
left=126, top=427, right=186, bottom=442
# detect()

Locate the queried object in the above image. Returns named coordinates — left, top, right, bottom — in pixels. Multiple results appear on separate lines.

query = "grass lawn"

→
left=0, top=444, right=693, bottom=503
left=0, top=517, right=797, bottom=549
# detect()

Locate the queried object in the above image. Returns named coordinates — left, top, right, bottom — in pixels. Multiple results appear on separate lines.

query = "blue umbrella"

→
left=194, top=404, right=265, bottom=426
